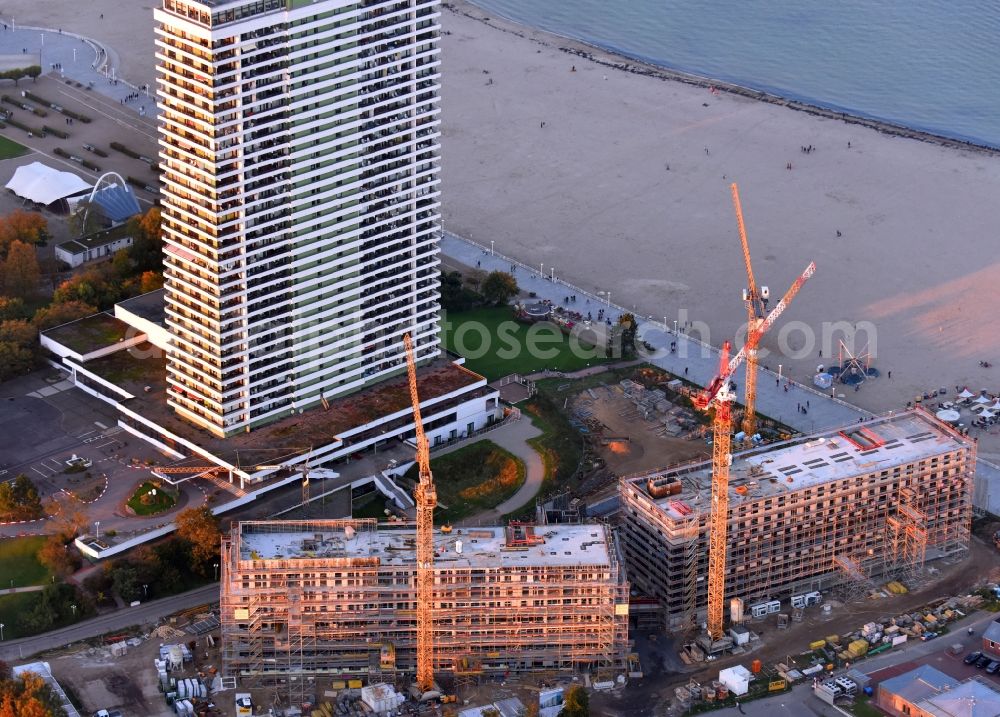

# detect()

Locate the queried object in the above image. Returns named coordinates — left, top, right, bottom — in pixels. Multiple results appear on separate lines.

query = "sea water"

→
left=468, top=0, right=1000, bottom=148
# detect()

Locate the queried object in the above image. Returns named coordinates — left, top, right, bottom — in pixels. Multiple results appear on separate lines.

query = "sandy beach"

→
left=437, top=1, right=999, bottom=455
left=1, top=0, right=998, bottom=457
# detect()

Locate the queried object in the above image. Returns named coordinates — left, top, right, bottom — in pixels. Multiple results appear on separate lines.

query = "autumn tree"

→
left=139, top=270, right=164, bottom=293
left=52, top=268, right=120, bottom=309
left=558, top=685, right=589, bottom=717
left=127, top=207, right=162, bottom=272
left=0, top=474, right=43, bottom=520
left=481, top=270, right=519, bottom=306
left=175, top=506, right=221, bottom=572
left=36, top=535, right=80, bottom=579
left=0, top=296, right=26, bottom=321
left=0, top=319, right=37, bottom=380
left=32, top=300, right=98, bottom=331
left=0, top=209, right=47, bottom=257
left=1, top=240, right=41, bottom=298
left=0, top=669, right=66, bottom=717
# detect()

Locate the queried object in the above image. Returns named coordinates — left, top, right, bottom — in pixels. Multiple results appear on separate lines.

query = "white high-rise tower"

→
left=154, top=0, right=443, bottom=436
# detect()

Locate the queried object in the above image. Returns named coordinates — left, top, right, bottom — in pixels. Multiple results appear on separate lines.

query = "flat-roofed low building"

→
left=220, top=520, right=629, bottom=687
left=619, top=409, right=974, bottom=630
left=877, top=664, right=1000, bottom=717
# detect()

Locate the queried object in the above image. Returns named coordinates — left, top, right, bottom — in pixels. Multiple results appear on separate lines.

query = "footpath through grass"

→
left=0, top=135, right=29, bottom=159
left=406, top=440, right=525, bottom=522
left=0, top=535, right=50, bottom=587
left=442, top=306, right=609, bottom=381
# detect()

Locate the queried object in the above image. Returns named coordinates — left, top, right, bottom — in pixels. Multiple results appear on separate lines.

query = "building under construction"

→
left=220, top=520, right=629, bottom=689
left=619, top=408, right=974, bottom=631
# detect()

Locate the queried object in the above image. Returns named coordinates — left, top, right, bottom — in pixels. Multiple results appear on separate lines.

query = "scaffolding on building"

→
left=618, top=409, right=976, bottom=630
left=220, top=520, right=628, bottom=696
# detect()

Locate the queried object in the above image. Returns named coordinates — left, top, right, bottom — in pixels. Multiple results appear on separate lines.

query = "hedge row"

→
left=83, top=143, right=108, bottom=158
left=4, top=116, right=45, bottom=136
left=22, top=91, right=92, bottom=123
left=53, top=147, right=100, bottom=172
left=126, top=176, right=158, bottom=194
left=41, top=125, right=69, bottom=139
left=111, top=141, right=141, bottom=159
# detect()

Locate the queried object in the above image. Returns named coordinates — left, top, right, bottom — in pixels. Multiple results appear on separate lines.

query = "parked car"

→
left=976, top=654, right=993, bottom=668
left=965, top=651, right=984, bottom=665
left=921, top=631, right=939, bottom=641
left=988, top=661, right=1000, bottom=675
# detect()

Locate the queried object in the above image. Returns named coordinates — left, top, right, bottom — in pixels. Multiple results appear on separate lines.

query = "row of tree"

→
left=0, top=207, right=163, bottom=382
left=441, top=268, right=519, bottom=312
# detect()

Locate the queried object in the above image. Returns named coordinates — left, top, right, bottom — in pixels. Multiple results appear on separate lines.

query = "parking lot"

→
left=0, top=368, right=189, bottom=536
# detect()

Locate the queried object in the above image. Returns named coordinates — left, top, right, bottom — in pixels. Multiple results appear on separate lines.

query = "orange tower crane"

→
left=729, top=183, right=770, bottom=439
left=403, top=333, right=437, bottom=693
left=696, top=261, right=816, bottom=641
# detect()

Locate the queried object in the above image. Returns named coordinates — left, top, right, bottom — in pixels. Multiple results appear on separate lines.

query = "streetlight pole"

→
left=606, top=292, right=611, bottom=307
left=0, top=623, right=4, bottom=641
left=214, top=562, right=220, bottom=581
left=143, top=584, right=148, bottom=598
left=489, top=240, right=494, bottom=256
left=778, top=364, right=783, bottom=382
left=550, top=266, right=555, bottom=281
left=539, top=262, right=544, bottom=278
left=70, top=604, right=77, bottom=617
left=95, top=521, right=100, bottom=539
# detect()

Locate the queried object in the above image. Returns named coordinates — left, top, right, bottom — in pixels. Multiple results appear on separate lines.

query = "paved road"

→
left=432, top=419, right=545, bottom=523
left=0, top=583, right=218, bottom=662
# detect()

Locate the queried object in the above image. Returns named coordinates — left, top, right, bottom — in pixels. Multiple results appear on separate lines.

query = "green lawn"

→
left=353, top=492, right=390, bottom=520
left=0, top=536, right=50, bottom=587
left=126, top=481, right=177, bottom=515
left=0, top=592, right=43, bottom=639
left=405, top=440, right=525, bottom=522
left=442, top=307, right=610, bottom=380
left=0, top=135, right=29, bottom=159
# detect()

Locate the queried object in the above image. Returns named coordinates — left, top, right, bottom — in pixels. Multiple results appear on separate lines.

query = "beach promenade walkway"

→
left=441, top=231, right=867, bottom=435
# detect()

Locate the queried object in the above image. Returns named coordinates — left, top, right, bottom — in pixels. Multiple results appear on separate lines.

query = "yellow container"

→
left=348, top=679, right=363, bottom=689
left=809, top=640, right=827, bottom=651
left=826, top=635, right=841, bottom=645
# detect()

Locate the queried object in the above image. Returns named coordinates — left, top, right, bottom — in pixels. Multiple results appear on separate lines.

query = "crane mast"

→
left=403, top=333, right=437, bottom=693
left=696, top=261, right=815, bottom=641
left=730, top=183, right=768, bottom=439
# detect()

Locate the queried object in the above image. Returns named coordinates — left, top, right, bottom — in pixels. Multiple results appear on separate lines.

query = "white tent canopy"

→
left=958, top=388, right=975, bottom=399
left=5, top=161, right=91, bottom=206
left=974, top=394, right=992, bottom=404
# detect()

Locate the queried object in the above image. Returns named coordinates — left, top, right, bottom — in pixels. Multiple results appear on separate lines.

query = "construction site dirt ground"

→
left=571, top=386, right=710, bottom=476
left=588, top=532, right=1000, bottom=716
left=43, top=624, right=226, bottom=717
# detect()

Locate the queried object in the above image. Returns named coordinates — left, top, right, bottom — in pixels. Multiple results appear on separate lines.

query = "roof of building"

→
left=879, top=664, right=959, bottom=704
left=235, top=521, right=614, bottom=570
left=12, top=662, right=82, bottom=717
left=459, top=698, right=526, bottom=717
left=919, top=677, right=1000, bottom=717
left=982, top=618, right=1000, bottom=645
left=41, top=311, right=134, bottom=356
left=56, top=225, right=132, bottom=256
left=5, top=161, right=90, bottom=205
left=117, top=355, right=488, bottom=466
left=632, top=409, right=970, bottom=518
left=116, top=289, right=166, bottom=326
